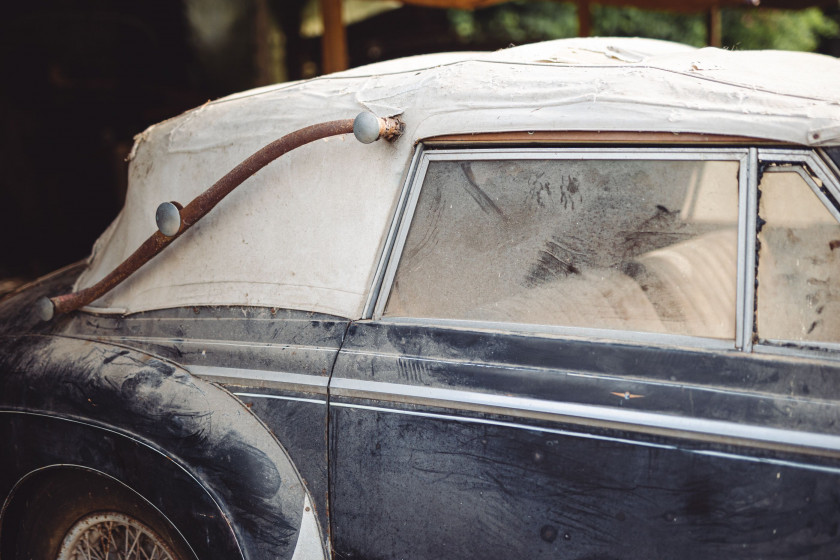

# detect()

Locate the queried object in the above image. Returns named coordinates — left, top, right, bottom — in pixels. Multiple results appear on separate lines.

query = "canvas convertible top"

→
left=75, top=37, right=840, bottom=318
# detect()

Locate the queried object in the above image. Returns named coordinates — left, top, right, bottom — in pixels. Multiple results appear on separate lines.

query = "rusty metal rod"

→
left=38, top=114, right=402, bottom=320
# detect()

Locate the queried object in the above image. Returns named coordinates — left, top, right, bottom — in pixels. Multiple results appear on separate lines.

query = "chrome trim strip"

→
left=367, top=316, right=735, bottom=351
left=188, top=365, right=329, bottom=394
left=233, top=392, right=327, bottom=405
left=739, top=148, right=758, bottom=352
left=690, top=450, right=840, bottom=476
left=332, top=402, right=681, bottom=448
left=331, top=402, right=840, bottom=475
left=363, top=145, right=425, bottom=319
left=337, top=350, right=829, bottom=404
left=330, top=377, right=840, bottom=453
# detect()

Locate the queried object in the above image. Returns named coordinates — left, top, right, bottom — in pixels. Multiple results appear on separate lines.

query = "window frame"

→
left=368, top=146, right=754, bottom=352
left=364, top=145, right=840, bottom=357
left=752, top=148, right=840, bottom=357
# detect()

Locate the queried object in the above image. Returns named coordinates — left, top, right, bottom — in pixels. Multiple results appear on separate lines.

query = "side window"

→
left=756, top=168, right=840, bottom=344
left=384, top=156, right=741, bottom=340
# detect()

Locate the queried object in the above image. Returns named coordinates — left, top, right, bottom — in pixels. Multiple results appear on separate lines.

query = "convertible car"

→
left=2, top=37, right=840, bottom=560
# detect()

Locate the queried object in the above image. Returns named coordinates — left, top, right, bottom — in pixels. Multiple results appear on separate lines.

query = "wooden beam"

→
left=577, top=1, right=592, bottom=37
left=707, top=5, right=722, bottom=47
left=255, top=0, right=273, bottom=85
left=320, top=0, right=348, bottom=74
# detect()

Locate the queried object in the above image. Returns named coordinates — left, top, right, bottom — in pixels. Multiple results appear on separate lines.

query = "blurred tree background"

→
left=1, top=0, right=838, bottom=290
left=445, top=4, right=837, bottom=52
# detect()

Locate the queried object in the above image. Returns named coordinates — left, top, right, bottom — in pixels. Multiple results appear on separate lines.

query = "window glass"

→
left=757, top=170, right=840, bottom=344
left=385, top=157, right=740, bottom=339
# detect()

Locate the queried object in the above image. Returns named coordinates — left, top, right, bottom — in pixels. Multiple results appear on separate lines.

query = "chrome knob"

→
left=155, top=202, right=182, bottom=237
left=36, top=296, right=55, bottom=321
left=353, top=112, right=382, bottom=144
left=353, top=112, right=403, bottom=144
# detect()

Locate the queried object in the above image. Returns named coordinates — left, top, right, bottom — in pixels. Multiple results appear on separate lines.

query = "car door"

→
left=328, top=145, right=840, bottom=559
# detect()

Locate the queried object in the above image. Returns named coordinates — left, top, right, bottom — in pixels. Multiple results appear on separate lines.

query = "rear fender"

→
left=0, top=334, right=314, bottom=560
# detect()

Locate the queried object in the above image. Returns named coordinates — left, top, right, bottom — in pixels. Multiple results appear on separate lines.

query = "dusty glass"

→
left=385, top=158, right=740, bottom=339
left=757, top=169, right=840, bottom=344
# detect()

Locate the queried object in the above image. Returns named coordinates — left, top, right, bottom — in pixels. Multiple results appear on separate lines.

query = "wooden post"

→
left=320, top=0, right=348, bottom=74
left=255, top=0, right=273, bottom=85
left=576, top=0, right=591, bottom=38
left=707, top=5, right=722, bottom=47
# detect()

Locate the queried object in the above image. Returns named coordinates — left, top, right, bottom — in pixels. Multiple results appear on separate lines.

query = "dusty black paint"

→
left=330, top=402, right=840, bottom=559
left=60, top=300, right=348, bottom=378
left=0, top=266, right=310, bottom=560
left=231, top=388, right=330, bottom=539
left=330, top=320, right=840, bottom=559
left=54, top=293, right=345, bottom=549
left=336, top=322, right=840, bottom=433
left=51, top=282, right=348, bottom=547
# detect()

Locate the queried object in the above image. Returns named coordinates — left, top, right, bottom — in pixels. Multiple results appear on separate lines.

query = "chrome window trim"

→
left=362, top=145, right=425, bottom=319
left=737, top=148, right=757, bottom=352
left=371, top=148, right=433, bottom=319
left=759, top=148, right=840, bottom=207
left=372, top=146, right=750, bottom=350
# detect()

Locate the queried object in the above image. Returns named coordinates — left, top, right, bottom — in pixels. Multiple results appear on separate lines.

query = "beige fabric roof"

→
left=76, top=38, right=840, bottom=318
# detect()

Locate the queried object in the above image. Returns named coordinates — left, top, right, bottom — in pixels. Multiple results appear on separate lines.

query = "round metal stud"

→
left=155, top=202, right=182, bottom=237
left=36, top=296, right=55, bottom=321
left=353, top=112, right=382, bottom=144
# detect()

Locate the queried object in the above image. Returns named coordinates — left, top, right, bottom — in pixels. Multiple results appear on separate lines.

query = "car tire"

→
left=8, top=469, right=193, bottom=560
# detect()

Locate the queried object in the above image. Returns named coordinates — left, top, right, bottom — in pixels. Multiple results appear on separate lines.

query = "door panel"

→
left=329, top=321, right=840, bottom=559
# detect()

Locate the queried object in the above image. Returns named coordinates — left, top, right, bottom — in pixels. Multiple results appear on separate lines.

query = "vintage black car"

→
left=3, top=37, right=840, bottom=560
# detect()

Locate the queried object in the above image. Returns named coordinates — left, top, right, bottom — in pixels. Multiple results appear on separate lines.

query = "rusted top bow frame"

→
left=37, top=113, right=404, bottom=320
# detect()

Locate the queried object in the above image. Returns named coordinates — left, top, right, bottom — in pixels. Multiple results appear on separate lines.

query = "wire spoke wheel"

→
left=57, top=512, right=180, bottom=560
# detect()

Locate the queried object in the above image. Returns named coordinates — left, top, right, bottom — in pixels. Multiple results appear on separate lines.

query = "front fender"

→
left=0, top=333, right=309, bottom=560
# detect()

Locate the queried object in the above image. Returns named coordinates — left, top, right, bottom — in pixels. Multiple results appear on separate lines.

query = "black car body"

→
left=3, top=38, right=840, bottom=559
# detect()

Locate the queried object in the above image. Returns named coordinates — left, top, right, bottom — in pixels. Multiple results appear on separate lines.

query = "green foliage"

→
left=447, top=1, right=839, bottom=53
left=448, top=1, right=577, bottom=44
left=722, top=8, right=838, bottom=51
left=591, top=5, right=706, bottom=47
